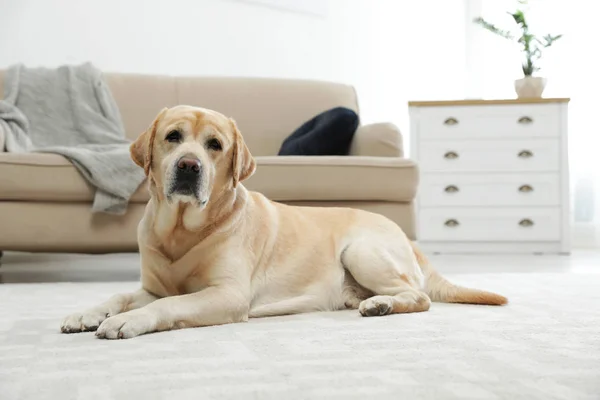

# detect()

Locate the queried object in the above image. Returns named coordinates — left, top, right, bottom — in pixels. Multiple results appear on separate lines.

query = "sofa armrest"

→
left=248, top=156, right=419, bottom=202
left=350, top=122, right=403, bottom=157
left=0, top=123, right=6, bottom=152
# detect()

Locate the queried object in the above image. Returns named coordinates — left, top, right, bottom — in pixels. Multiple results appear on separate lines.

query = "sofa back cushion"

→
left=172, top=76, right=359, bottom=156
left=1, top=70, right=359, bottom=156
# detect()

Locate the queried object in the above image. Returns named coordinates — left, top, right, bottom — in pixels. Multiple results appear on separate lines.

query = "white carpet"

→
left=1, top=273, right=599, bottom=400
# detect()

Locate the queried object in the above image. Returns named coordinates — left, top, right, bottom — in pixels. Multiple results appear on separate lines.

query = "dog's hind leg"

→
left=342, top=238, right=431, bottom=317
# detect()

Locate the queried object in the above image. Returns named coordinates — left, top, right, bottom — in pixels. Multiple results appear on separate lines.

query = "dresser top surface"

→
left=408, top=98, right=570, bottom=107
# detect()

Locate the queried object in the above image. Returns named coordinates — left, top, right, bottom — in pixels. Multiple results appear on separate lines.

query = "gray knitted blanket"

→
left=0, top=63, right=145, bottom=215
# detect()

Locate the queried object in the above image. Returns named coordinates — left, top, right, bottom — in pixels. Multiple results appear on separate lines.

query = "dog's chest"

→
left=143, top=260, right=209, bottom=297
left=159, top=230, right=202, bottom=261
left=142, top=236, right=216, bottom=297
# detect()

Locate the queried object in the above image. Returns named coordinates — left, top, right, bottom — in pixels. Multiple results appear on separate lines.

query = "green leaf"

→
left=519, top=33, right=533, bottom=43
left=473, top=17, right=513, bottom=40
left=509, top=10, right=527, bottom=27
left=542, top=33, right=563, bottom=47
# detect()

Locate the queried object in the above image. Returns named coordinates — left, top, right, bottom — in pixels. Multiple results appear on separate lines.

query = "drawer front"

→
left=417, top=104, right=561, bottom=139
left=419, top=173, right=561, bottom=207
left=419, top=139, right=559, bottom=173
left=418, top=207, right=561, bottom=242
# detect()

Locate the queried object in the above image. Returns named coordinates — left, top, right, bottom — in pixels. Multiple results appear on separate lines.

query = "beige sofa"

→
left=0, top=72, right=418, bottom=253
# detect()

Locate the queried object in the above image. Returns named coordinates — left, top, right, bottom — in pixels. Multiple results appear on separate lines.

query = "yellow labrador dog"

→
left=61, top=105, right=507, bottom=339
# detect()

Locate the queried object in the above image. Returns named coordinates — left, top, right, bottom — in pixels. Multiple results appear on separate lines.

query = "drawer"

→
left=419, top=139, right=559, bottom=173
left=418, top=207, right=561, bottom=242
left=419, top=173, right=561, bottom=207
left=416, top=104, right=562, bottom=140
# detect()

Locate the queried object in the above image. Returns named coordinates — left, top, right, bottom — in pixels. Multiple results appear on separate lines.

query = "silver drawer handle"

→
left=519, top=218, right=534, bottom=227
left=444, top=117, right=459, bottom=126
left=444, top=185, right=459, bottom=193
left=518, top=116, right=533, bottom=124
left=444, top=219, right=460, bottom=227
left=444, top=151, right=459, bottom=159
left=518, top=150, right=534, bottom=158
left=518, top=184, right=534, bottom=193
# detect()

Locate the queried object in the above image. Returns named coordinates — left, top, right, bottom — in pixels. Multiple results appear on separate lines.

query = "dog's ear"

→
left=230, top=118, right=256, bottom=188
left=130, top=108, right=168, bottom=176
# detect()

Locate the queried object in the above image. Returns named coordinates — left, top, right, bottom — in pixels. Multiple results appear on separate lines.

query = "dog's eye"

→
left=207, top=138, right=222, bottom=151
left=165, top=130, right=182, bottom=143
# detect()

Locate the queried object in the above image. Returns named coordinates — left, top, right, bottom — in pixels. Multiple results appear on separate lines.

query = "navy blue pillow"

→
left=278, top=107, right=359, bottom=156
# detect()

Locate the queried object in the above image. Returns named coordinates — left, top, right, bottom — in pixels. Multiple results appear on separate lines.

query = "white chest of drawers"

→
left=409, top=98, right=570, bottom=254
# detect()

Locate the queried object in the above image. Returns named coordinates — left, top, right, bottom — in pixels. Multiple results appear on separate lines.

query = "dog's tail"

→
left=410, top=242, right=507, bottom=306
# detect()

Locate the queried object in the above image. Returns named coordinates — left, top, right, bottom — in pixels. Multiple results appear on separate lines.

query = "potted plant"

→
left=473, top=1, right=562, bottom=98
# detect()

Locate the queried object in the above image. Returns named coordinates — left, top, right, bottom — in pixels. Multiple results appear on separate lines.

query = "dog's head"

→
left=130, top=106, right=256, bottom=208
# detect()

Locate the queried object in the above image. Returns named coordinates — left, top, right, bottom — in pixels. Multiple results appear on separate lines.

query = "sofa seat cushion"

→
left=0, top=153, right=417, bottom=204
left=245, top=156, right=418, bottom=202
left=0, top=153, right=149, bottom=203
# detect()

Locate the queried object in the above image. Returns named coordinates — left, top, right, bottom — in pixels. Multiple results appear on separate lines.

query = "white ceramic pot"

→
left=514, top=76, right=547, bottom=99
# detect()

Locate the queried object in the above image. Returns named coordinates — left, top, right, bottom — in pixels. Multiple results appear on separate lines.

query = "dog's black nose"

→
left=177, top=157, right=201, bottom=174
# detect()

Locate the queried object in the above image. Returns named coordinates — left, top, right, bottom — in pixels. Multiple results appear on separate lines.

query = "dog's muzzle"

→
left=170, top=156, right=202, bottom=198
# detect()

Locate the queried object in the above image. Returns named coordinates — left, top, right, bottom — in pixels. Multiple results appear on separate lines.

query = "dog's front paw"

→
left=61, top=309, right=109, bottom=333
left=96, top=310, right=156, bottom=339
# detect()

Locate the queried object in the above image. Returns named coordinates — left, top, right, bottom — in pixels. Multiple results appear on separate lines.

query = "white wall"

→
left=0, top=0, right=468, bottom=146
left=0, top=0, right=337, bottom=78
left=328, top=0, right=468, bottom=142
